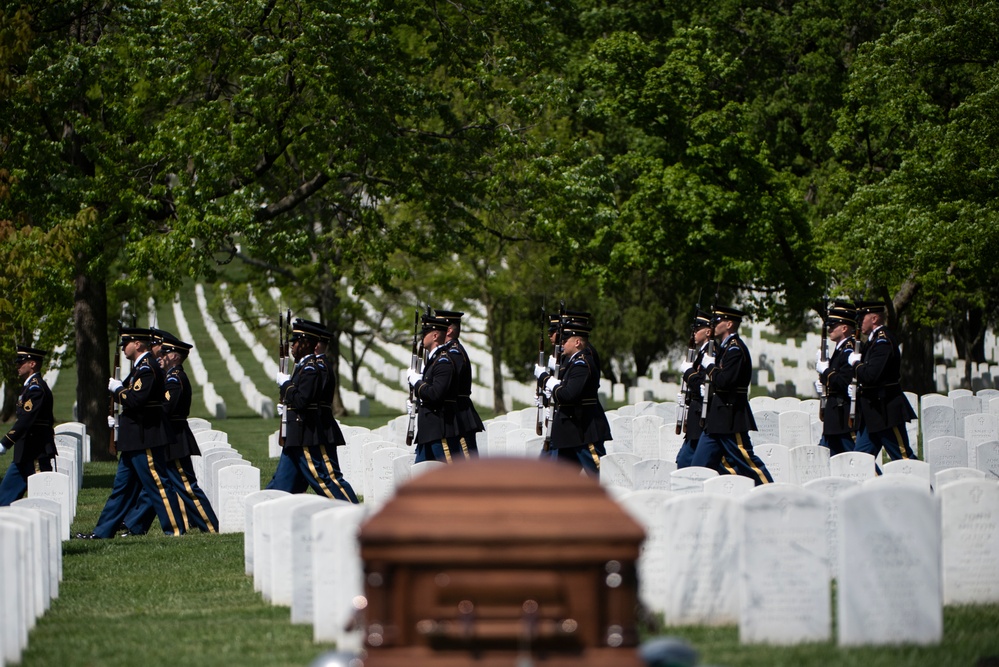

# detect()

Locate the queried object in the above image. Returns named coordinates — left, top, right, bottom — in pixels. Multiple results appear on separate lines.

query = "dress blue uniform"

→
left=676, top=310, right=712, bottom=469
left=267, top=320, right=357, bottom=501
left=691, top=307, right=773, bottom=485
left=545, top=322, right=611, bottom=477
left=0, top=346, right=56, bottom=506
left=125, top=332, right=219, bottom=534
left=411, top=316, right=460, bottom=463
left=851, top=301, right=918, bottom=463
left=435, top=310, right=483, bottom=460
left=86, top=329, right=185, bottom=538
left=818, top=304, right=859, bottom=456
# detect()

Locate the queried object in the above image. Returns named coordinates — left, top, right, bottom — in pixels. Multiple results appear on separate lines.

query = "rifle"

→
left=405, top=309, right=423, bottom=446
left=675, top=312, right=698, bottom=435
left=108, top=319, right=123, bottom=456
left=535, top=304, right=546, bottom=436
left=848, top=334, right=862, bottom=430
left=818, top=295, right=830, bottom=422
left=543, top=301, right=566, bottom=450
left=699, top=304, right=719, bottom=428
left=278, top=309, right=290, bottom=446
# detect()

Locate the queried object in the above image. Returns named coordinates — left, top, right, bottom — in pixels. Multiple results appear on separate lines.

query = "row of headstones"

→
left=186, top=418, right=264, bottom=533
left=22, top=421, right=92, bottom=542
left=920, top=390, right=999, bottom=439
left=163, top=296, right=227, bottom=418
left=617, top=477, right=999, bottom=645
left=0, top=501, right=64, bottom=665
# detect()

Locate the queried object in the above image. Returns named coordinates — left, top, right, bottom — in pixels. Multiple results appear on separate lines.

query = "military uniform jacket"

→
left=549, top=348, right=612, bottom=450
left=315, top=353, right=347, bottom=447
left=445, top=340, right=484, bottom=436
left=1, top=373, right=56, bottom=464
left=163, top=365, right=200, bottom=461
left=280, top=354, right=321, bottom=448
left=854, top=326, right=917, bottom=432
left=113, top=352, right=173, bottom=452
left=681, top=342, right=710, bottom=441
left=703, top=334, right=757, bottom=435
left=413, top=346, right=458, bottom=445
left=819, top=337, right=856, bottom=435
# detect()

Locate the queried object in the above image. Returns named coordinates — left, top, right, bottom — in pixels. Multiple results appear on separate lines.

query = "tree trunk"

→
left=74, top=262, right=114, bottom=461
left=897, top=313, right=935, bottom=396
left=484, top=297, right=506, bottom=415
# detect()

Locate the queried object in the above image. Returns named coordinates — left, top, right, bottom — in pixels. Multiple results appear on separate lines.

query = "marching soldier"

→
left=814, top=302, right=858, bottom=455
left=690, top=306, right=773, bottom=485
left=675, top=310, right=713, bottom=468
left=0, top=346, right=56, bottom=505
left=539, top=321, right=611, bottom=477
left=267, top=320, right=357, bottom=501
left=435, top=310, right=483, bottom=458
left=847, top=300, right=919, bottom=463
left=407, top=315, right=460, bottom=463
left=78, top=327, right=186, bottom=538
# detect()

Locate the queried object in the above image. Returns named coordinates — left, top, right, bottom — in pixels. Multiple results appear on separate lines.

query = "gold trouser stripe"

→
left=34, top=460, right=42, bottom=474
left=441, top=438, right=453, bottom=464
left=305, top=447, right=337, bottom=499
left=721, top=456, right=736, bottom=475
left=145, top=450, right=182, bottom=536
left=175, top=460, right=215, bottom=534
left=318, top=445, right=349, bottom=500
left=176, top=492, right=191, bottom=532
left=892, top=426, right=910, bottom=459
left=587, top=444, right=601, bottom=470
left=459, top=437, right=470, bottom=459
left=735, top=434, right=770, bottom=485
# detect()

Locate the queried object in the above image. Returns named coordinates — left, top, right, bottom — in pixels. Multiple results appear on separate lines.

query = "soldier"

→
left=847, top=300, right=918, bottom=462
left=814, top=302, right=858, bottom=455
left=121, top=330, right=219, bottom=534
left=407, top=315, right=460, bottom=463
left=540, top=321, right=611, bottom=477
left=267, top=320, right=356, bottom=500
left=675, top=309, right=713, bottom=468
left=77, top=327, right=186, bottom=538
left=434, top=310, right=483, bottom=458
left=302, top=319, right=358, bottom=502
left=0, top=345, right=56, bottom=505
left=690, top=306, right=773, bottom=485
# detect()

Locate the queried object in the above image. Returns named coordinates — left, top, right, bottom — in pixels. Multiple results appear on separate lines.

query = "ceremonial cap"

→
left=547, top=313, right=560, bottom=334
left=14, top=345, right=47, bottom=364
left=691, top=309, right=712, bottom=331
left=434, top=310, right=463, bottom=324
left=826, top=302, right=857, bottom=326
left=855, top=300, right=888, bottom=315
left=158, top=330, right=193, bottom=353
left=290, top=319, right=321, bottom=342
left=562, top=322, right=592, bottom=339
left=295, top=319, right=332, bottom=343
left=420, top=315, right=450, bottom=335
left=711, top=305, right=745, bottom=323
left=120, top=327, right=154, bottom=343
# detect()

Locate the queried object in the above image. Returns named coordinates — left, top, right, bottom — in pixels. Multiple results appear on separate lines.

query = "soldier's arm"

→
left=115, top=366, right=155, bottom=409
left=164, top=374, right=183, bottom=416
left=1, top=384, right=45, bottom=449
left=551, top=358, right=590, bottom=405
left=854, top=337, right=891, bottom=385
left=415, top=357, right=455, bottom=407
left=284, top=364, right=319, bottom=409
left=706, top=345, right=745, bottom=391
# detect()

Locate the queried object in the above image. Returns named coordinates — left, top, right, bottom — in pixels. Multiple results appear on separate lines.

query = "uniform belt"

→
left=170, top=416, right=189, bottom=422
left=458, top=394, right=471, bottom=398
left=581, top=399, right=598, bottom=406
left=147, top=402, right=163, bottom=407
left=715, top=388, right=749, bottom=395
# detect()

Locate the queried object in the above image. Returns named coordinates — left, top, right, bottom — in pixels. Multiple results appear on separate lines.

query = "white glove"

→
left=544, top=406, right=552, bottom=420
left=406, top=400, right=414, bottom=416
left=544, top=377, right=560, bottom=398
left=547, top=354, right=556, bottom=372
left=679, top=360, right=693, bottom=374
left=0, top=444, right=6, bottom=455
left=848, top=352, right=862, bottom=366
left=407, top=369, right=422, bottom=387
left=815, top=349, right=825, bottom=364
left=848, top=384, right=857, bottom=399
left=814, top=380, right=824, bottom=397
left=108, top=377, right=123, bottom=392
left=676, top=393, right=685, bottom=405
left=276, top=372, right=291, bottom=386
left=533, top=364, right=546, bottom=380
left=700, top=384, right=708, bottom=398
left=702, top=353, right=716, bottom=367
left=277, top=403, right=286, bottom=416
left=535, top=394, right=543, bottom=409
left=107, top=416, right=116, bottom=428
left=816, top=360, right=829, bottom=374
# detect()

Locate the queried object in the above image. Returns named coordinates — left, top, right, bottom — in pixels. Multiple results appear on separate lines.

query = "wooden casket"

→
left=357, top=458, right=646, bottom=666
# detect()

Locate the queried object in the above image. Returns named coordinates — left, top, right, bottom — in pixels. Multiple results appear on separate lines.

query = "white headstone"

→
left=925, top=436, right=970, bottom=478
left=484, top=420, right=516, bottom=457
left=661, top=494, right=742, bottom=626
left=830, top=452, right=877, bottom=482
left=703, top=475, right=755, bottom=498
left=921, top=404, right=957, bottom=443
left=953, top=395, right=983, bottom=438
left=11, top=498, right=62, bottom=592
left=267, top=496, right=333, bottom=605
left=619, top=490, right=673, bottom=613
left=0, top=520, right=27, bottom=662
left=939, top=479, right=999, bottom=604
left=217, top=464, right=261, bottom=533
left=789, top=445, right=831, bottom=485
left=608, top=415, right=634, bottom=453
left=632, top=415, right=664, bottom=460
left=803, top=477, right=860, bottom=580
left=26, top=471, right=72, bottom=541
left=935, top=467, right=987, bottom=488
left=289, top=498, right=347, bottom=622
left=312, top=504, right=370, bottom=650
left=750, top=396, right=778, bottom=412
left=633, top=459, right=676, bottom=491
left=504, top=427, right=536, bottom=458
left=756, top=444, right=791, bottom=483
left=964, top=413, right=999, bottom=468
left=881, top=459, right=931, bottom=489
left=753, top=410, right=781, bottom=445
left=740, top=486, right=830, bottom=644
left=670, top=467, right=718, bottom=494
left=778, top=410, right=812, bottom=448
left=600, top=453, right=640, bottom=490
left=837, top=484, right=942, bottom=646
left=243, top=489, right=289, bottom=576
left=975, top=441, right=999, bottom=480
left=368, top=446, right=410, bottom=508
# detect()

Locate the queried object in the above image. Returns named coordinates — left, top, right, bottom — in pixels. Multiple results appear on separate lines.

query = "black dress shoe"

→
left=74, top=532, right=103, bottom=540
left=119, top=529, right=145, bottom=538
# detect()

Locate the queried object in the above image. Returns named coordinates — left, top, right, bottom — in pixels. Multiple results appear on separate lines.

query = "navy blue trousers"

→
left=820, top=432, right=856, bottom=456
left=126, top=456, right=218, bottom=534
left=266, top=445, right=358, bottom=503
left=691, top=432, right=773, bottom=485
left=0, top=456, right=52, bottom=506
left=547, top=442, right=605, bottom=478
left=415, top=435, right=478, bottom=464
left=94, top=448, right=185, bottom=537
